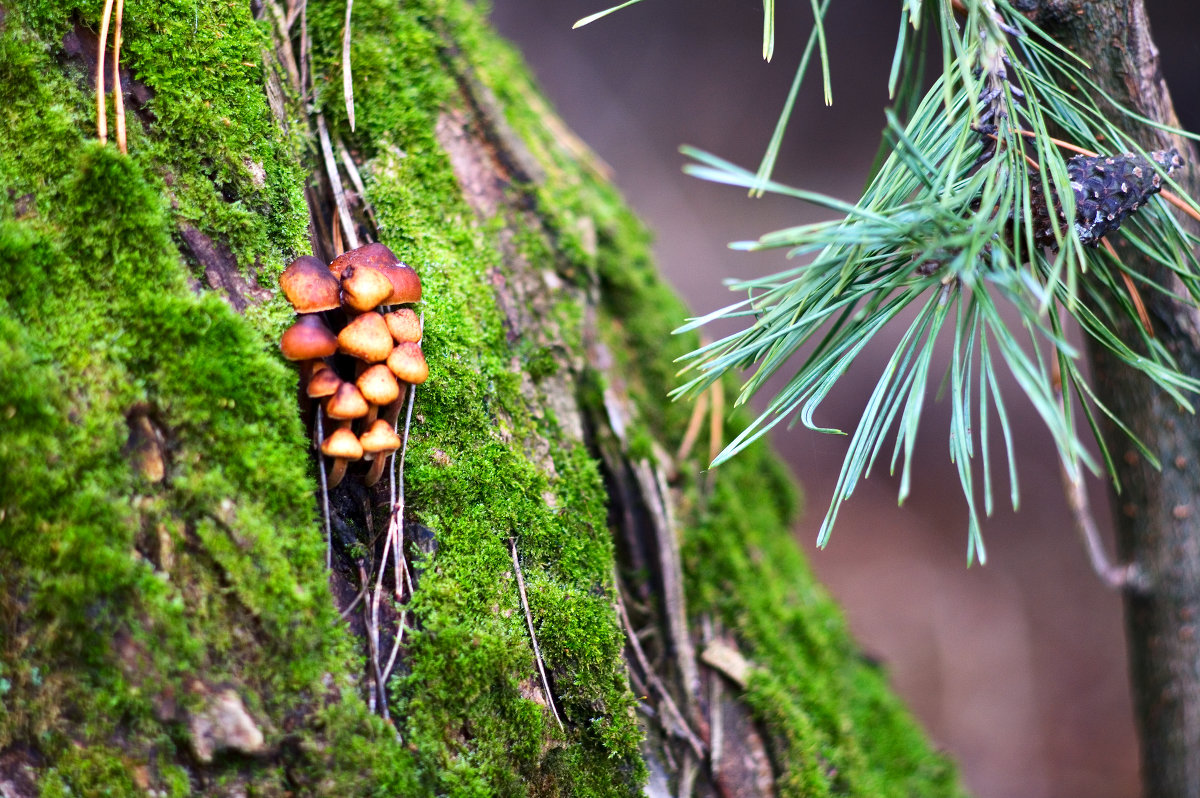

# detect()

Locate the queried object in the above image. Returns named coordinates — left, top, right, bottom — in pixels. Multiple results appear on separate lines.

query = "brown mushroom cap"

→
left=356, top=364, right=401, bottom=405
left=280, top=315, right=338, bottom=361
left=280, top=256, right=341, bottom=313
left=359, top=419, right=402, bottom=455
left=325, top=381, right=369, bottom=419
left=306, top=364, right=343, bottom=399
left=341, top=264, right=395, bottom=312
left=387, top=341, right=429, bottom=385
left=337, top=312, right=393, bottom=362
left=321, top=426, right=363, bottom=459
left=384, top=308, right=422, bottom=343
left=328, top=242, right=399, bottom=279
left=377, top=264, right=422, bottom=305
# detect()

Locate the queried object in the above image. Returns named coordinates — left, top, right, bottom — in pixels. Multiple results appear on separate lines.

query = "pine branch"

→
left=674, top=0, right=1200, bottom=560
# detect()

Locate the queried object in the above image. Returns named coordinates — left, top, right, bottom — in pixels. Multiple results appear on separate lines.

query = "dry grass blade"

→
left=510, top=538, right=566, bottom=733
left=112, top=0, right=126, bottom=153
left=707, top=381, right=724, bottom=466
left=342, top=0, right=355, bottom=131
left=96, top=0, right=116, bottom=144
left=338, top=138, right=378, bottom=229
left=317, top=113, right=359, bottom=251
left=675, top=391, right=708, bottom=464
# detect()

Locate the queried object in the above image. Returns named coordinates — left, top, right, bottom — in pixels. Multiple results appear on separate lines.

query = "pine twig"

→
left=510, top=538, right=566, bottom=733
left=1051, top=355, right=1144, bottom=590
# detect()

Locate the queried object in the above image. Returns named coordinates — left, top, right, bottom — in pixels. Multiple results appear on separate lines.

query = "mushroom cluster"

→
left=278, top=244, right=427, bottom=488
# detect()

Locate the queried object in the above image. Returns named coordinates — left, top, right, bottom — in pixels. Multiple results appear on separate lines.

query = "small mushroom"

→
left=337, top=312, right=394, bottom=363
left=384, top=308, right=422, bottom=343
left=377, top=264, right=422, bottom=305
left=280, top=315, right=338, bottom=361
left=341, top=264, right=394, bottom=312
left=324, top=381, right=369, bottom=420
left=356, top=363, right=401, bottom=425
left=320, top=426, right=363, bottom=488
left=329, top=242, right=399, bottom=279
left=359, top=419, right=403, bottom=486
left=387, top=341, right=429, bottom=385
left=306, top=363, right=343, bottom=399
left=280, top=256, right=341, bottom=313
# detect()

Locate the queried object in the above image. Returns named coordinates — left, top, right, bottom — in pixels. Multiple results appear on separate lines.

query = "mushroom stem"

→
left=364, top=453, right=390, bottom=487
left=381, top=384, right=409, bottom=429
left=327, top=456, right=349, bottom=489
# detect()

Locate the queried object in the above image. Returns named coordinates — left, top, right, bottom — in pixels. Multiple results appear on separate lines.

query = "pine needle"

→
left=572, top=0, right=645, bottom=29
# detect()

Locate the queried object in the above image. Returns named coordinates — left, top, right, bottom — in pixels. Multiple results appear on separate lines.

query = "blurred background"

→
left=489, top=3, right=1200, bottom=796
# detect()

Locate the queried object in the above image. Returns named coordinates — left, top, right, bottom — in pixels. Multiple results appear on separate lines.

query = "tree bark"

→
left=1029, top=2, right=1200, bottom=795
left=0, top=0, right=962, bottom=795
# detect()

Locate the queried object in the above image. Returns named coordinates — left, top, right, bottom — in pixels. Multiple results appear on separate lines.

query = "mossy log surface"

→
left=0, top=0, right=963, bottom=794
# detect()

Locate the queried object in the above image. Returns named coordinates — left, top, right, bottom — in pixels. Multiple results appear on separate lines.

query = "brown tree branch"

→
left=1028, top=2, right=1200, bottom=794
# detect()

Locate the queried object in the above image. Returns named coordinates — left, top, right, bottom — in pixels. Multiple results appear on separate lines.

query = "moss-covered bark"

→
left=0, top=0, right=963, bottom=794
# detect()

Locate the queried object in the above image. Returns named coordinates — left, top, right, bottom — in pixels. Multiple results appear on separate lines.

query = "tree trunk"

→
left=1028, top=2, right=1200, bottom=795
left=0, top=0, right=962, bottom=795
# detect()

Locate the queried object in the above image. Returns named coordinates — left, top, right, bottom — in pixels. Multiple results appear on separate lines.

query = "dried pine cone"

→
left=1028, top=148, right=1183, bottom=249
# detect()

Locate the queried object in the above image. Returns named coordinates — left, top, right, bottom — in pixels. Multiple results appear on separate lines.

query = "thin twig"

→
left=266, top=0, right=301, bottom=93
left=342, top=0, right=355, bottom=132
left=361, top=560, right=381, bottom=715
left=315, top=411, right=332, bottom=570
left=702, top=615, right=724, bottom=781
left=632, top=460, right=700, bottom=706
left=677, top=751, right=699, bottom=798
left=614, top=572, right=706, bottom=759
left=317, top=113, right=360, bottom=251
left=299, top=0, right=309, bottom=99
left=112, top=0, right=126, bottom=153
left=1051, top=353, right=1144, bottom=591
left=339, top=582, right=367, bottom=620
left=510, top=538, right=566, bottom=733
left=284, top=0, right=303, bottom=32
left=96, top=0, right=116, bottom=144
